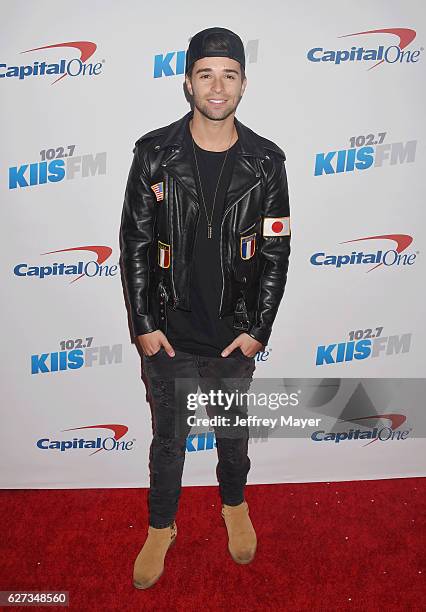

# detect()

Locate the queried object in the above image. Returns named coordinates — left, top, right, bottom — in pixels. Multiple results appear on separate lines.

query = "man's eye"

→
left=200, top=74, right=235, bottom=79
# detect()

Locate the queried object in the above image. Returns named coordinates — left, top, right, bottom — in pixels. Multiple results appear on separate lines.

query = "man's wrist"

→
left=247, top=325, right=270, bottom=347
left=132, top=313, right=158, bottom=337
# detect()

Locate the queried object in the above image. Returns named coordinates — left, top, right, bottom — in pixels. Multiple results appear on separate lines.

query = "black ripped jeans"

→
left=142, top=347, right=256, bottom=528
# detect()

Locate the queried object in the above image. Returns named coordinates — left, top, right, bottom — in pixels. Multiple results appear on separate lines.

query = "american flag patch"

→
left=158, top=241, right=170, bottom=268
left=151, top=181, right=164, bottom=202
left=240, top=233, right=256, bottom=260
left=263, top=217, right=290, bottom=236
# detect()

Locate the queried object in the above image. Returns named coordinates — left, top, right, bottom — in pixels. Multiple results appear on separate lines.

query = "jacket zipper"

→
left=239, top=219, right=258, bottom=234
left=219, top=179, right=261, bottom=317
left=159, top=281, right=168, bottom=334
left=187, top=208, right=200, bottom=303
left=166, top=173, right=178, bottom=309
left=161, top=161, right=199, bottom=310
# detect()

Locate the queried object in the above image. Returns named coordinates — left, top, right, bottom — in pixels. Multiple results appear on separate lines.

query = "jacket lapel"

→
left=156, top=110, right=265, bottom=211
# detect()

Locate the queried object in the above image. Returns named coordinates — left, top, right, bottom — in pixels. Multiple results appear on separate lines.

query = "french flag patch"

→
left=263, top=216, right=290, bottom=236
left=158, top=241, right=170, bottom=268
left=240, top=233, right=256, bottom=260
left=151, top=181, right=164, bottom=202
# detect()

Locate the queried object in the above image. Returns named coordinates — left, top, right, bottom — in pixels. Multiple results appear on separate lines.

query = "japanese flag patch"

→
left=151, top=181, right=164, bottom=202
left=158, top=241, right=170, bottom=268
left=263, top=217, right=290, bottom=236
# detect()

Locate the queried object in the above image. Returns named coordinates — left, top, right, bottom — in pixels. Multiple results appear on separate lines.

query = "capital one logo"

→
left=307, top=28, right=422, bottom=69
left=302, top=379, right=414, bottom=448
left=310, top=234, right=418, bottom=271
left=14, top=245, right=118, bottom=282
left=37, top=424, right=134, bottom=455
left=1, top=41, right=103, bottom=84
left=312, top=413, right=410, bottom=446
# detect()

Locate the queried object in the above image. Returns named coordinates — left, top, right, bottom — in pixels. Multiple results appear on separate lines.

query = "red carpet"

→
left=1, top=479, right=425, bottom=611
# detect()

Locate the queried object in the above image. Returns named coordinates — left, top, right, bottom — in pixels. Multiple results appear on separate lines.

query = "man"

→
left=120, top=26, right=291, bottom=589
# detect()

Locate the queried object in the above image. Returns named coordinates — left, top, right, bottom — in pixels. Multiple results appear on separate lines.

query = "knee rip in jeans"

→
left=152, top=379, right=172, bottom=410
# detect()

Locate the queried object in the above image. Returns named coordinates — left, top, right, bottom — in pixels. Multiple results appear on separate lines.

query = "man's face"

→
left=185, top=56, right=247, bottom=122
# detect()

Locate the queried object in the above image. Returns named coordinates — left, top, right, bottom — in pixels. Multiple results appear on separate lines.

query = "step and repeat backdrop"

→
left=2, top=1, right=425, bottom=488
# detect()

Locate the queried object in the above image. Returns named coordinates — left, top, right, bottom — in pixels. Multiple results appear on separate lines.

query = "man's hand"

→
left=221, top=333, right=264, bottom=358
left=137, top=330, right=175, bottom=357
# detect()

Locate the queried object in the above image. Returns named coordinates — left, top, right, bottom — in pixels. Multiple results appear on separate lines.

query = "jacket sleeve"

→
left=119, top=143, right=158, bottom=337
left=248, top=153, right=291, bottom=346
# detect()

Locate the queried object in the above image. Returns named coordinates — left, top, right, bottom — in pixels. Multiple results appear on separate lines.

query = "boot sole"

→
left=133, top=535, right=176, bottom=590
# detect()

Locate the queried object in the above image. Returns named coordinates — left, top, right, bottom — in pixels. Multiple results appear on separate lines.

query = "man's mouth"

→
left=207, top=99, right=227, bottom=106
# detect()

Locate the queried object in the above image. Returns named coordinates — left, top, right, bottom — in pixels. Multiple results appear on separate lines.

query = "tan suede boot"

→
left=133, top=521, right=177, bottom=589
left=221, top=501, right=257, bottom=564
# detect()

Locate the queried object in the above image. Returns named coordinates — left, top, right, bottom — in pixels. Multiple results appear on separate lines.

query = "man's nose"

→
left=211, top=79, right=225, bottom=94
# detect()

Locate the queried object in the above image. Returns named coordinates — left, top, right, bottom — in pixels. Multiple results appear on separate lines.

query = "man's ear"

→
left=241, top=77, right=247, bottom=96
left=185, top=75, right=193, bottom=96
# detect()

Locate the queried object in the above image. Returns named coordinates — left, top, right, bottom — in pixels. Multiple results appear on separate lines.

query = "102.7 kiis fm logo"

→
left=314, top=131, right=416, bottom=176
left=316, top=325, right=411, bottom=366
left=9, top=144, right=106, bottom=189
left=31, top=336, right=122, bottom=375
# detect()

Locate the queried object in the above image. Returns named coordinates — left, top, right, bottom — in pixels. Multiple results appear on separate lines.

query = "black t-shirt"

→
left=165, top=122, right=241, bottom=357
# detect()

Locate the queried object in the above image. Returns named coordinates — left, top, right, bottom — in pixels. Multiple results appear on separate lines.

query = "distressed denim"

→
left=141, top=347, right=256, bottom=528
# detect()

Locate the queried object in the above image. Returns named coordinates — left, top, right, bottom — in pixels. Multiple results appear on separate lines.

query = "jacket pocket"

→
left=239, top=216, right=261, bottom=235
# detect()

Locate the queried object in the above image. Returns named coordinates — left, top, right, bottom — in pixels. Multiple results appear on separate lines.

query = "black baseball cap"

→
left=185, top=27, right=245, bottom=75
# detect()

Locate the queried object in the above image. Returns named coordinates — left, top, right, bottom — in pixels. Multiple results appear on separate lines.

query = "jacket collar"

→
left=156, top=110, right=264, bottom=211
left=157, top=109, right=267, bottom=158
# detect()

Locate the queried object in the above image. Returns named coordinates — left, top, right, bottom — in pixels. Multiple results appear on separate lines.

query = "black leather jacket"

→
left=119, top=110, right=291, bottom=346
